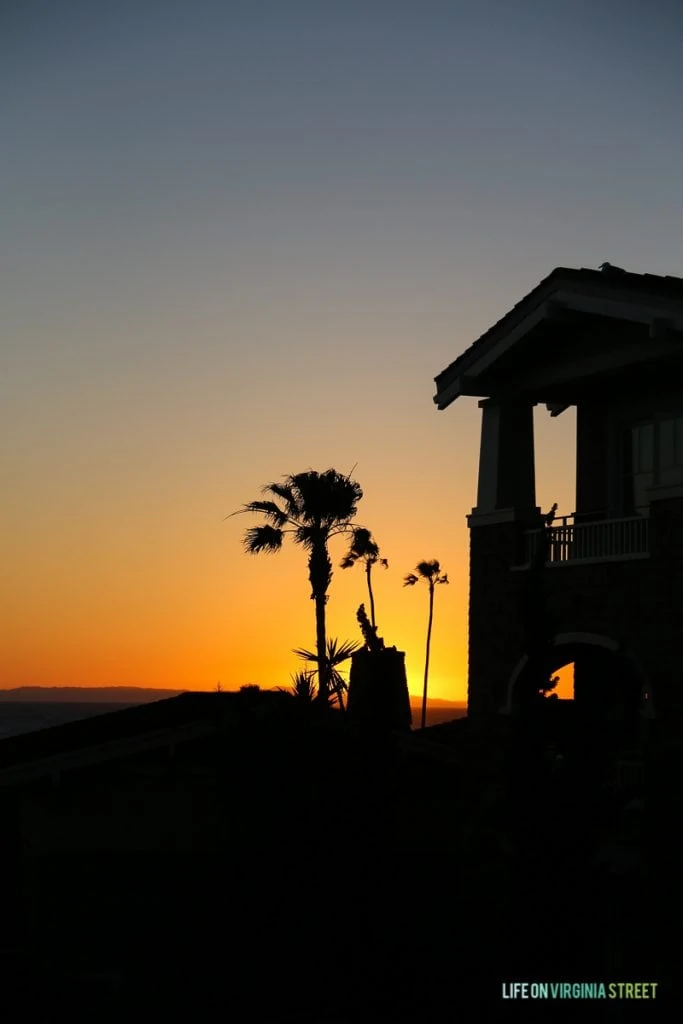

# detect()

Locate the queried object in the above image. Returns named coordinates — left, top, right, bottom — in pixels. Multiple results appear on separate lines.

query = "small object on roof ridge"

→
left=599, top=262, right=626, bottom=274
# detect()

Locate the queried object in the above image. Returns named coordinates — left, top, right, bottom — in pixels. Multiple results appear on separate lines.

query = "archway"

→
left=503, top=633, right=653, bottom=771
left=504, top=633, right=653, bottom=716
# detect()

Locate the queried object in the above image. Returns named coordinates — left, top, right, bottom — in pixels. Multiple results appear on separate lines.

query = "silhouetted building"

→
left=434, top=265, right=683, bottom=758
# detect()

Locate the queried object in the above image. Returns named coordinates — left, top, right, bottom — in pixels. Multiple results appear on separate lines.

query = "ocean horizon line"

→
left=0, top=684, right=466, bottom=706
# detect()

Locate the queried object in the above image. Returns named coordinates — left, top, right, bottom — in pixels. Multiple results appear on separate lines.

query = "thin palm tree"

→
left=229, top=468, right=364, bottom=703
left=404, top=560, right=449, bottom=730
left=340, top=528, right=388, bottom=631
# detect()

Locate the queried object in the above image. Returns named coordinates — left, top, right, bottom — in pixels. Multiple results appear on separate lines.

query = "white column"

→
left=469, top=399, right=539, bottom=523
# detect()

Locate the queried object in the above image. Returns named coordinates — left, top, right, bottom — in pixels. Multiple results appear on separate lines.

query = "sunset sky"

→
left=3, top=1, right=683, bottom=702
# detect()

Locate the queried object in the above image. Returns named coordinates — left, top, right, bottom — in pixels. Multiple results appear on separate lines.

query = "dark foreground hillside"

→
left=0, top=692, right=677, bottom=1021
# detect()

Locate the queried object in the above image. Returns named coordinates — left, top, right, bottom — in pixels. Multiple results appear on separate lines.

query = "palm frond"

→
left=351, top=527, right=376, bottom=556
left=289, top=670, right=317, bottom=701
left=329, top=669, right=348, bottom=695
left=340, top=526, right=380, bottom=567
left=243, top=525, right=284, bottom=554
left=293, top=637, right=359, bottom=667
left=415, top=559, right=441, bottom=579
left=263, top=480, right=303, bottom=519
left=325, top=636, right=361, bottom=663
left=292, top=645, right=318, bottom=663
left=291, top=469, right=363, bottom=526
left=239, top=500, right=290, bottom=527
left=288, top=663, right=342, bottom=706
left=405, top=560, right=448, bottom=588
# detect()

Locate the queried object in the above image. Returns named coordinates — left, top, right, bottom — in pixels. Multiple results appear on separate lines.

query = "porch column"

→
left=470, top=399, right=538, bottom=522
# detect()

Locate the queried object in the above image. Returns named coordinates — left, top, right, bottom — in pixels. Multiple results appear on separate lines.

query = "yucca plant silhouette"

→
left=292, top=637, right=360, bottom=710
left=356, top=602, right=384, bottom=652
left=230, top=468, right=364, bottom=703
left=287, top=670, right=318, bottom=703
left=404, top=560, right=449, bottom=730
left=340, top=528, right=388, bottom=632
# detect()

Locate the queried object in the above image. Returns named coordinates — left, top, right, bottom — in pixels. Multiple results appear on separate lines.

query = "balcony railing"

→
left=525, top=514, right=649, bottom=565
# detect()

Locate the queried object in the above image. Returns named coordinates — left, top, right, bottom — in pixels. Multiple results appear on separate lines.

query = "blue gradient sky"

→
left=3, top=1, right=682, bottom=699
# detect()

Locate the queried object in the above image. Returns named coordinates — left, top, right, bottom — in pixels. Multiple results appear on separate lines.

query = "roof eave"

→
left=433, top=376, right=463, bottom=410
left=434, top=296, right=560, bottom=409
left=434, top=280, right=683, bottom=410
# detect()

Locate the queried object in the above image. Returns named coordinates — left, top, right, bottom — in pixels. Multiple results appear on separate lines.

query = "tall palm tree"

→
left=404, top=560, right=449, bottom=730
left=340, top=528, right=388, bottom=631
left=230, top=468, right=364, bottom=703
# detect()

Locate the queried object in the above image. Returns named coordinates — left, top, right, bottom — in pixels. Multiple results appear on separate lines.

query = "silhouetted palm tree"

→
left=231, top=468, right=364, bottom=703
left=404, top=560, right=449, bottom=729
left=340, top=528, right=388, bottom=630
left=292, top=637, right=360, bottom=710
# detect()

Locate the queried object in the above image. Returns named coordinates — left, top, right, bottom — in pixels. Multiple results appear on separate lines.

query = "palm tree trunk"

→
left=309, top=541, right=332, bottom=703
left=314, top=593, right=329, bottom=701
left=421, top=584, right=435, bottom=730
left=366, top=563, right=376, bottom=629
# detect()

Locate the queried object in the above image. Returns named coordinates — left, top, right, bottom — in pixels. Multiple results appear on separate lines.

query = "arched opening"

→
left=548, top=661, right=574, bottom=700
left=505, top=634, right=651, bottom=771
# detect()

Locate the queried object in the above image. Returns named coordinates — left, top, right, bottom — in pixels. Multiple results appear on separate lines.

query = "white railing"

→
left=525, top=515, right=649, bottom=565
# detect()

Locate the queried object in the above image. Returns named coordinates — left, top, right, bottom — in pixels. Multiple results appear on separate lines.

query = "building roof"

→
left=434, top=266, right=683, bottom=410
left=0, top=691, right=473, bottom=788
left=0, top=690, right=291, bottom=785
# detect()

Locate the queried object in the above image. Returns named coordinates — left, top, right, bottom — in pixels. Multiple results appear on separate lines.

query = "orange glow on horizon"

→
left=2, top=325, right=576, bottom=705
left=1, top=492, right=471, bottom=702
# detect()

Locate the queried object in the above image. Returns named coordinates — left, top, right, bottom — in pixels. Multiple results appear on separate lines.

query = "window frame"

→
left=618, top=411, right=683, bottom=515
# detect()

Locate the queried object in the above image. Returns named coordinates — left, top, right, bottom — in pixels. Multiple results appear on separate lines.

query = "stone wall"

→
left=468, top=519, right=529, bottom=714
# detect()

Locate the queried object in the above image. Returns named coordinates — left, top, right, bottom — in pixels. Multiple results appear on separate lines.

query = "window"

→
left=620, top=414, right=683, bottom=513
left=658, top=416, right=683, bottom=486
left=621, top=421, right=653, bottom=514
